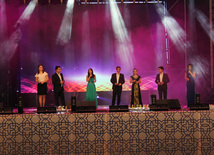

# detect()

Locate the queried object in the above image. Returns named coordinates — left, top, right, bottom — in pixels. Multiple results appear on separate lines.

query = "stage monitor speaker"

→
left=71, top=96, right=76, bottom=112
left=149, top=104, right=169, bottom=111
left=196, top=94, right=200, bottom=104
left=37, top=107, right=57, bottom=114
left=109, top=105, right=129, bottom=112
left=150, top=95, right=157, bottom=105
left=189, top=103, right=209, bottom=110
left=150, top=99, right=169, bottom=111
left=76, top=101, right=96, bottom=113
left=164, top=99, right=181, bottom=110
left=17, top=96, right=23, bottom=114
left=0, top=107, right=13, bottom=114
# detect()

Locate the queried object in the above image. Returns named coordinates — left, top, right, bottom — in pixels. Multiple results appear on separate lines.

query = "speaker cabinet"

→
left=149, top=104, right=169, bottom=111
left=196, top=94, right=200, bottom=104
left=17, top=96, right=23, bottom=114
left=37, top=107, right=57, bottom=114
left=109, top=105, right=129, bottom=112
left=76, top=101, right=96, bottom=113
left=162, top=99, right=181, bottom=110
left=150, top=99, right=181, bottom=110
left=189, top=103, right=209, bottom=110
left=71, top=96, right=76, bottom=112
left=0, top=108, right=13, bottom=114
left=149, top=99, right=169, bottom=111
left=150, top=95, right=157, bottom=105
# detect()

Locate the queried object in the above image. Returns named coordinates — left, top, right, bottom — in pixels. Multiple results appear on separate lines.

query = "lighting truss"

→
left=77, top=0, right=165, bottom=5
left=21, top=0, right=165, bottom=5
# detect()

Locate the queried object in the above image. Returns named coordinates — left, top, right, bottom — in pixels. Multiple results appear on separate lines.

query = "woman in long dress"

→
left=86, top=68, right=98, bottom=108
left=130, top=68, right=142, bottom=107
left=185, top=64, right=196, bottom=107
left=35, top=65, right=49, bottom=107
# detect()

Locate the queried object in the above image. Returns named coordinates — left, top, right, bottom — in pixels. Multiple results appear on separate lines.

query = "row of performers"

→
left=35, top=65, right=196, bottom=108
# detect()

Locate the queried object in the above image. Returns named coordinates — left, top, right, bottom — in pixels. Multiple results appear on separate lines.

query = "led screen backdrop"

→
left=20, top=4, right=165, bottom=93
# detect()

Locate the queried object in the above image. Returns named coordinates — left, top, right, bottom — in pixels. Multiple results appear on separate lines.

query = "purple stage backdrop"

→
left=20, top=4, right=165, bottom=93
left=14, top=1, right=212, bottom=107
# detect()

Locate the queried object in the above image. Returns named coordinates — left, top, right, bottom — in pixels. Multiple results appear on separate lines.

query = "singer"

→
left=111, top=66, right=125, bottom=106
left=155, top=66, right=170, bottom=100
left=185, top=64, right=196, bottom=107
left=52, top=66, right=65, bottom=107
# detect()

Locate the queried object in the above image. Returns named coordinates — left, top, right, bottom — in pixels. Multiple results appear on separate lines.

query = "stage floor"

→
left=12, top=105, right=191, bottom=114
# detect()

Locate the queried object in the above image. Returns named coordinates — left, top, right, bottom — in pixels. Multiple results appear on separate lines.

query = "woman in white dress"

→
left=35, top=65, right=49, bottom=107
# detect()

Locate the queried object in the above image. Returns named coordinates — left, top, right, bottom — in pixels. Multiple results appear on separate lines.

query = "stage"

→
left=1, top=107, right=214, bottom=154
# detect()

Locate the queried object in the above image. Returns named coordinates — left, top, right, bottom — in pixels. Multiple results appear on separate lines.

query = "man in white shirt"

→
left=155, top=66, right=170, bottom=100
left=52, top=66, right=65, bottom=106
left=110, top=66, right=125, bottom=106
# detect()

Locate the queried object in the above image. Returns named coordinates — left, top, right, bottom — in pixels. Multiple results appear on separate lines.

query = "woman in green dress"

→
left=130, top=68, right=142, bottom=107
left=86, top=68, right=98, bottom=108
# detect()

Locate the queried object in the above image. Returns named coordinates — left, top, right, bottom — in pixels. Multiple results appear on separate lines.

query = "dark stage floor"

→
left=11, top=105, right=196, bottom=114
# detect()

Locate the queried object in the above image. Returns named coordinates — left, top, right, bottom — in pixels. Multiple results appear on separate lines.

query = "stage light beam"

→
left=109, top=0, right=134, bottom=70
left=0, top=0, right=36, bottom=66
left=56, top=0, right=75, bottom=45
left=196, top=10, right=214, bottom=43
left=0, top=0, right=7, bottom=41
left=16, top=0, right=37, bottom=25
left=156, top=4, right=190, bottom=52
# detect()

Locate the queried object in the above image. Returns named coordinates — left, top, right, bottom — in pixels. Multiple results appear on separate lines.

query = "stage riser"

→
left=0, top=111, right=214, bottom=154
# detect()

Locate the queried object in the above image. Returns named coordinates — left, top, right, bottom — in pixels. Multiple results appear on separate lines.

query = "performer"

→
left=185, top=64, right=196, bottom=107
left=52, top=66, right=65, bottom=107
left=86, top=68, right=98, bottom=108
left=130, top=68, right=142, bottom=107
left=110, top=66, right=125, bottom=106
left=35, top=65, right=49, bottom=107
left=155, top=66, right=169, bottom=100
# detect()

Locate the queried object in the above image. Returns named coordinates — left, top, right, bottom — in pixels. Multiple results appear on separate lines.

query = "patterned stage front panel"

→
left=1, top=111, right=214, bottom=155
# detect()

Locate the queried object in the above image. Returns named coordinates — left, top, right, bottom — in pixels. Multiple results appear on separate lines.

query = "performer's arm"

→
left=110, top=74, right=114, bottom=84
left=41, top=75, right=49, bottom=84
left=165, top=74, right=169, bottom=83
left=185, top=72, right=189, bottom=81
left=86, top=75, right=90, bottom=82
left=136, top=77, right=141, bottom=84
left=61, top=74, right=65, bottom=84
left=189, top=71, right=196, bottom=78
left=121, top=74, right=125, bottom=84
left=130, top=77, right=135, bottom=83
left=130, top=77, right=138, bottom=84
left=94, top=75, right=96, bottom=83
left=35, top=77, right=39, bottom=83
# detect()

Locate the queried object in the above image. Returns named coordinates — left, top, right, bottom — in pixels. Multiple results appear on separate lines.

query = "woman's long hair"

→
left=187, top=64, right=194, bottom=72
left=88, top=68, right=95, bottom=78
left=37, top=65, right=44, bottom=74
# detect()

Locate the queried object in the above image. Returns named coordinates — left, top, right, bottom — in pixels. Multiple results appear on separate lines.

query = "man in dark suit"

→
left=52, top=66, right=65, bottom=106
left=155, top=66, right=170, bottom=100
left=110, top=66, right=125, bottom=106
